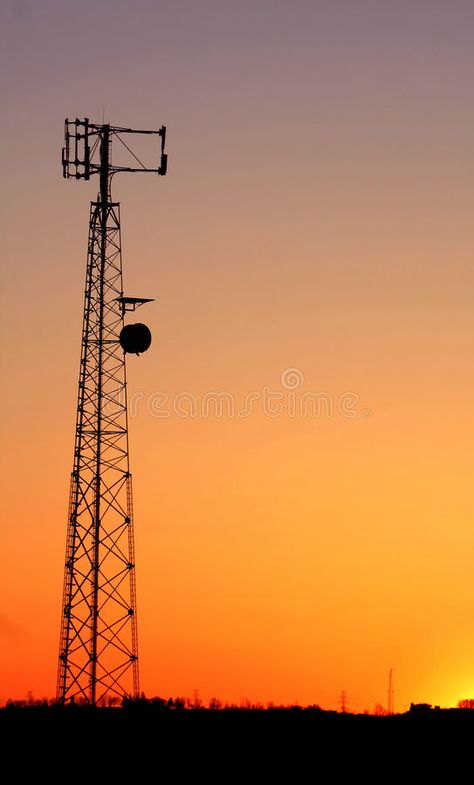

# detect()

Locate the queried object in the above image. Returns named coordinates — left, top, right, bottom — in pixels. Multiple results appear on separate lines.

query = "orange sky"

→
left=1, top=0, right=473, bottom=712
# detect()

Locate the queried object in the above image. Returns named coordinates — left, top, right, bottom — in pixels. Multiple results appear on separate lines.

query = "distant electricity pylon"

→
left=387, top=668, right=394, bottom=715
left=57, top=117, right=167, bottom=705
left=339, top=690, right=348, bottom=713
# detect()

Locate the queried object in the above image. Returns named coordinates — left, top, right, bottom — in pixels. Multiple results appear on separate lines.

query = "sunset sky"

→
left=1, top=0, right=473, bottom=712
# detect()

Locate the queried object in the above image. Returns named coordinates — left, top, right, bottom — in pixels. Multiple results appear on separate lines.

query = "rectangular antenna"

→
left=63, top=118, right=92, bottom=180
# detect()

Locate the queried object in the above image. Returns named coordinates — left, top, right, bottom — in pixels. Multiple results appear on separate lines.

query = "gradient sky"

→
left=1, top=0, right=473, bottom=711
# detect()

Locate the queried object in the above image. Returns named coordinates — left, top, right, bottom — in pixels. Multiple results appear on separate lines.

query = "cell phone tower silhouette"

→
left=57, top=118, right=167, bottom=705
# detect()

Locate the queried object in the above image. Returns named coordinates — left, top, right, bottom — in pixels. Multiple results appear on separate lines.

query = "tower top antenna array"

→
left=62, top=117, right=167, bottom=182
left=57, top=117, right=167, bottom=706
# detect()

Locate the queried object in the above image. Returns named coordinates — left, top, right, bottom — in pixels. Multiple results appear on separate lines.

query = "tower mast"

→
left=387, top=668, right=394, bottom=715
left=57, top=118, right=167, bottom=705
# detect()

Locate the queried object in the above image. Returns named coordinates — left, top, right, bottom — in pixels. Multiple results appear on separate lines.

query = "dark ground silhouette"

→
left=2, top=701, right=473, bottom=778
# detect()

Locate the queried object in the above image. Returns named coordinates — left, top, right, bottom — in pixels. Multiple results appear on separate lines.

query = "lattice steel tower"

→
left=57, top=118, right=167, bottom=705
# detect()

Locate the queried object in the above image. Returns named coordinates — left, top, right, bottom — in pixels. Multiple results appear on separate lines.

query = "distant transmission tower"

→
left=339, top=690, right=348, bottom=713
left=387, top=668, right=394, bottom=715
left=57, top=118, right=167, bottom=705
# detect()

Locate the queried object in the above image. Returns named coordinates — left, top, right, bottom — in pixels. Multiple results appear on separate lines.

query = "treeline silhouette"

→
left=3, top=693, right=324, bottom=711
left=3, top=692, right=474, bottom=713
left=2, top=696, right=473, bottom=776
